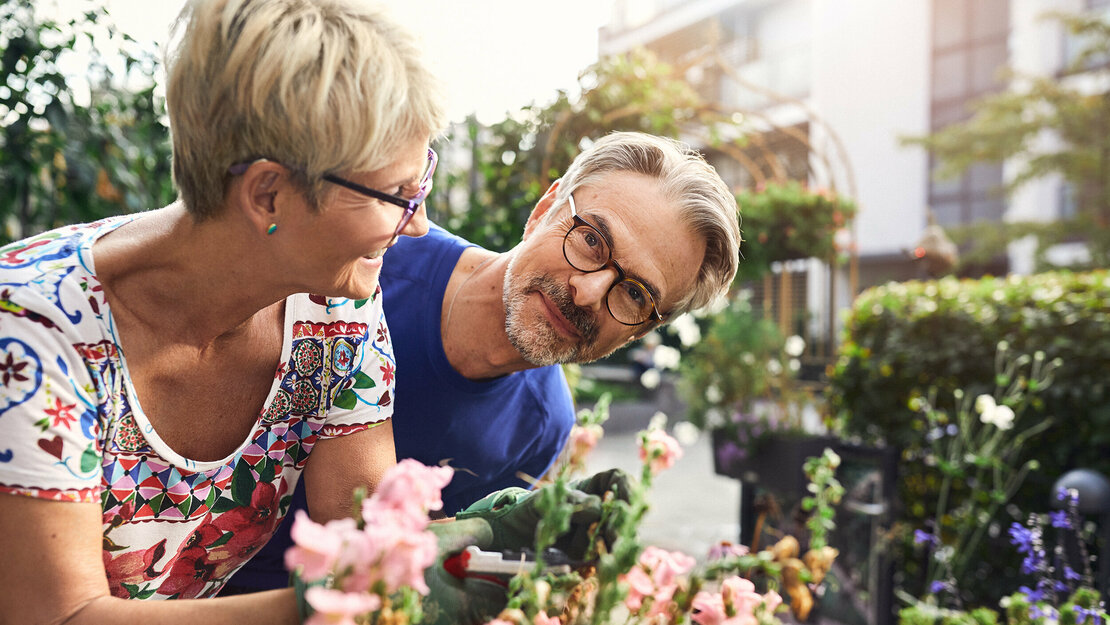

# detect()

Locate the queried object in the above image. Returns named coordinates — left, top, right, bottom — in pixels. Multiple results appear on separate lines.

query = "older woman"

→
left=0, top=0, right=444, bottom=621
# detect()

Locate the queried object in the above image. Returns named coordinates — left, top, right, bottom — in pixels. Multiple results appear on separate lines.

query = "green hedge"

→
left=829, top=270, right=1110, bottom=601
left=831, top=270, right=1110, bottom=470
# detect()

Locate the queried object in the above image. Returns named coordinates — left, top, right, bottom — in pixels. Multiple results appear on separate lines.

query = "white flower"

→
left=649, top=411, right=669, bottom=430
left=984, top=405, right=1015, bottom=430
left=705, top=384, right=723, bottom=404
left=976, top=394, right=1015, bottom=430
left=784, top=335, right=806, bottom=357
left=672, top=421, right=700, bottom=446
left=741, top=353, right=756, bottom=366
left=767, top=359, right=783, bottom=376
left=975, top=394, right=996, bottom=415
left=652, top=345, right=682, bottom=370
left=704, top=408, right=725, bottom=429
left=669, top=313, right=702, bottom=347
left=640, top=368, right=661, bottom=389
left=789, top=358, right=801, bottom=372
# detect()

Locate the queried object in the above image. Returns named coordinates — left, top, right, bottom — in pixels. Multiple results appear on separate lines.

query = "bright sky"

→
left=92, top=0, right=613, bottom=124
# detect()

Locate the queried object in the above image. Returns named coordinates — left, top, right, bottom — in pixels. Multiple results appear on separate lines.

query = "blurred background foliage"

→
left=0, top=0, right=174, bottom=245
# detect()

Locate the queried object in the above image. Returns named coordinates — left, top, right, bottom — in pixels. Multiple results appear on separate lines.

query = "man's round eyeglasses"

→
left=227, top=148, right=438, bottom=248
left=563, top=194, right=664, bottom=326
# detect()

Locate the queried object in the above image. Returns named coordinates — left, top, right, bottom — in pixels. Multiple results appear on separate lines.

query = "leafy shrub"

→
left=831, top=270, right=1110, bottom=475
left=829, top=270, right=1110, bottom=601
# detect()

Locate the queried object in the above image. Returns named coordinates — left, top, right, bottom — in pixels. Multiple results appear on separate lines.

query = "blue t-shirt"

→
left=226, top=224, right=575, bottom=591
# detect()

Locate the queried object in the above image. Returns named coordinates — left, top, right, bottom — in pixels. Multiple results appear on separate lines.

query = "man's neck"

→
left=439, top=248, right=539, bottom=380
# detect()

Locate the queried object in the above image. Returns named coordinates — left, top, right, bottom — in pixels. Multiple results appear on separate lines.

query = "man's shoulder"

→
left=389, top=223, right=476, bottom=262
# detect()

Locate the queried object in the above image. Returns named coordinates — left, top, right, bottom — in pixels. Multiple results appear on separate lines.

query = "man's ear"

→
left=233, top=160, right=288, bottom=236
left=522, top=179, right=561, bottom=240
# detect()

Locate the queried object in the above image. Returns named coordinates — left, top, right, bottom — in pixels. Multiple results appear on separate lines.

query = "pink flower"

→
left=691, top=590, right=727, bottom=625
left=368, top=459, right=454, bottom=520
left=707, top=541, right=749, bottom=561
left=620, top=546, right=696, bottom=615
left=304, top=587, right=381, bottom=625
left=721, top=576, right=762, bottom=616
left=641, top=546, right=696, bottom=588
left=622, top=564, right=656, bottom=612
left=534, top=612, right=562, bottom=625
left=284, top=511, right=351, bottom=582
left=762, top=589, right=783, bottom=614
left=639, top=429, right=684, bottom=475
left=370, top=523, right=438, bottom=594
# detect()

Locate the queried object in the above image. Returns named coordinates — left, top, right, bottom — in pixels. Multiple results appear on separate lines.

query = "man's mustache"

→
left=529, top=276, right=600, bottom=344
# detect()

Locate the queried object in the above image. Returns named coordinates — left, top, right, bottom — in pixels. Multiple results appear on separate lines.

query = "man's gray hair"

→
left=555, top=132, right=741, bottom=314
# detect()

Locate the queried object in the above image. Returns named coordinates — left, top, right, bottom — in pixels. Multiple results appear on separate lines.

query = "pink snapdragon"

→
left=286, top=459, right=455, bottom=622
left=567, top=423, right=603, bottom=470
left=639, top=428, right=684, bottom=475
left=690, top=576, right=782, bottom=625
left=621, top=545, right=697, bottom=615
left=366, top=458, right=454, bottom=528
left=303, top=587, right=382, bottom=625
left=285, top=511, right=353, bottom=582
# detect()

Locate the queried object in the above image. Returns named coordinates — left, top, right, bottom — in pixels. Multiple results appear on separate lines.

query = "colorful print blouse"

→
left=0, top=217, right=396, bottom=599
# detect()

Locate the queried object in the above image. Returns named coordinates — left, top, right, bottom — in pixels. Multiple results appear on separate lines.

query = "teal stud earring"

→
left=266, top=223, right=278, bottom=235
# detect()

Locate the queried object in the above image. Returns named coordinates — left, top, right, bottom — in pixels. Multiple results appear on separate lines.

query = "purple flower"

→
left=1009, top=522, right=1035, bottom=553
left=1049, top=510, right=1071, bottom=529
left=1019, top=584, right=1045, bottom=602
left=1021, top=550, right=1046, bottom=575
left=914, top=530, right=939, bottom=547
left=1075, top=607, right=1105, bottom=625
left=1030, top=605, right=1058, bottom=621
left=929, top=580, right=952, bottom=594
left=1057, top=487, right=1079, bottom=506
left=1064, top=565, right=1081, bottom=581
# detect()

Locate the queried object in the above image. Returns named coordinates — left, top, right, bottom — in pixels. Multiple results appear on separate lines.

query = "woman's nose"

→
left=397, top=204, right=429, bottom=240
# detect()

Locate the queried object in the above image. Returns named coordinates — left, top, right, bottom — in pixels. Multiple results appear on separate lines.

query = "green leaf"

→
left=334, top=389, right=358, bottom=410
left=208, top=531, right=233, bottom=548
left=230, top=461, right=255, bottom=506
left=80, top=445, right=99, bottom=473
left=353, top=298, right=369, bottom=309
left=211, top=497, right=239, bottom=514
left=352, top=370, right=376, bottom=389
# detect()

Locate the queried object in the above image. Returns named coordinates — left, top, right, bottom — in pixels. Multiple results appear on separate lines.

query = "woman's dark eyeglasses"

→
left=228, top=148, right=438, bottom=247
left=323, top=148, right=438, bottom=246
left=562, top=194, right=665, bottom=326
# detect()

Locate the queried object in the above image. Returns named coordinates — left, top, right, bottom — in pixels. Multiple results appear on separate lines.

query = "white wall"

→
left=810, top=0, right=933, bottom=257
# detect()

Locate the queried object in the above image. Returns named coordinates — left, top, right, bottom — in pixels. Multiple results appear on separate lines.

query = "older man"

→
left=225, top=131, right=741, bottom=593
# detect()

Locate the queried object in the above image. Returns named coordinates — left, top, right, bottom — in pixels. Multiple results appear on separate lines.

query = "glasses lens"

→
left=608, top=279, right=654, bottom=325
left=408, top=149, right=438, bottom=207
left=563, top=225, right=609, bottom=272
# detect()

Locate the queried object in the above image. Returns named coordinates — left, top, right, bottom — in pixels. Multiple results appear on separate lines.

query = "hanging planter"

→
left=735, top=181, right=857, bottom=283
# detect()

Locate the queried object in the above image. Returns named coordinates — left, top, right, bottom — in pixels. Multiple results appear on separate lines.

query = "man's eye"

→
left=584, top=231, right=601, bottom=248
left=624, top=282, right=646, bottom=306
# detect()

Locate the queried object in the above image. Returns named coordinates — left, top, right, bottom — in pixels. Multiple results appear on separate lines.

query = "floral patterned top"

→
left=0, top=216, right=396, bottom=599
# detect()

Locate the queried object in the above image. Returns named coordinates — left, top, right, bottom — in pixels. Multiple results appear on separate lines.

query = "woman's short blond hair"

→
left=555, top=132, right=741, bottom=314
left=167, top=0, right=447, bottom=219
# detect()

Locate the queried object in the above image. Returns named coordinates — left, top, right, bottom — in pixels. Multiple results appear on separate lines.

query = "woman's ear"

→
left=522, top=179, right=561, bottom=240
left=233, top=160, right=288, bottom=236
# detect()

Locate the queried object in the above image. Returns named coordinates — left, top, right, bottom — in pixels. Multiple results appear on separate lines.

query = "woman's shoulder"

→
left=0, top=219, right=131, bottom=340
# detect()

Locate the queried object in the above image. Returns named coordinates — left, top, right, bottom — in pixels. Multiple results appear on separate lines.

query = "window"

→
left=928, top=0, right=1010, bottom=226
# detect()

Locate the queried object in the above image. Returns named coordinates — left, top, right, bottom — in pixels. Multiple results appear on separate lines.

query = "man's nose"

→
left=569, top=268, right=616, bottom=311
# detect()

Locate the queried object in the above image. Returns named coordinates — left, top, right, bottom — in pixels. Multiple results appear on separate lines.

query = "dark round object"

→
left=1053, top=469, right=1110, bottom=514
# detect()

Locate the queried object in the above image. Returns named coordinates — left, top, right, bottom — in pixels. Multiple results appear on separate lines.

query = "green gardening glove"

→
left=457, top=468, right=634, bottom=561
left=421, top=518, right=510, bottom=625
